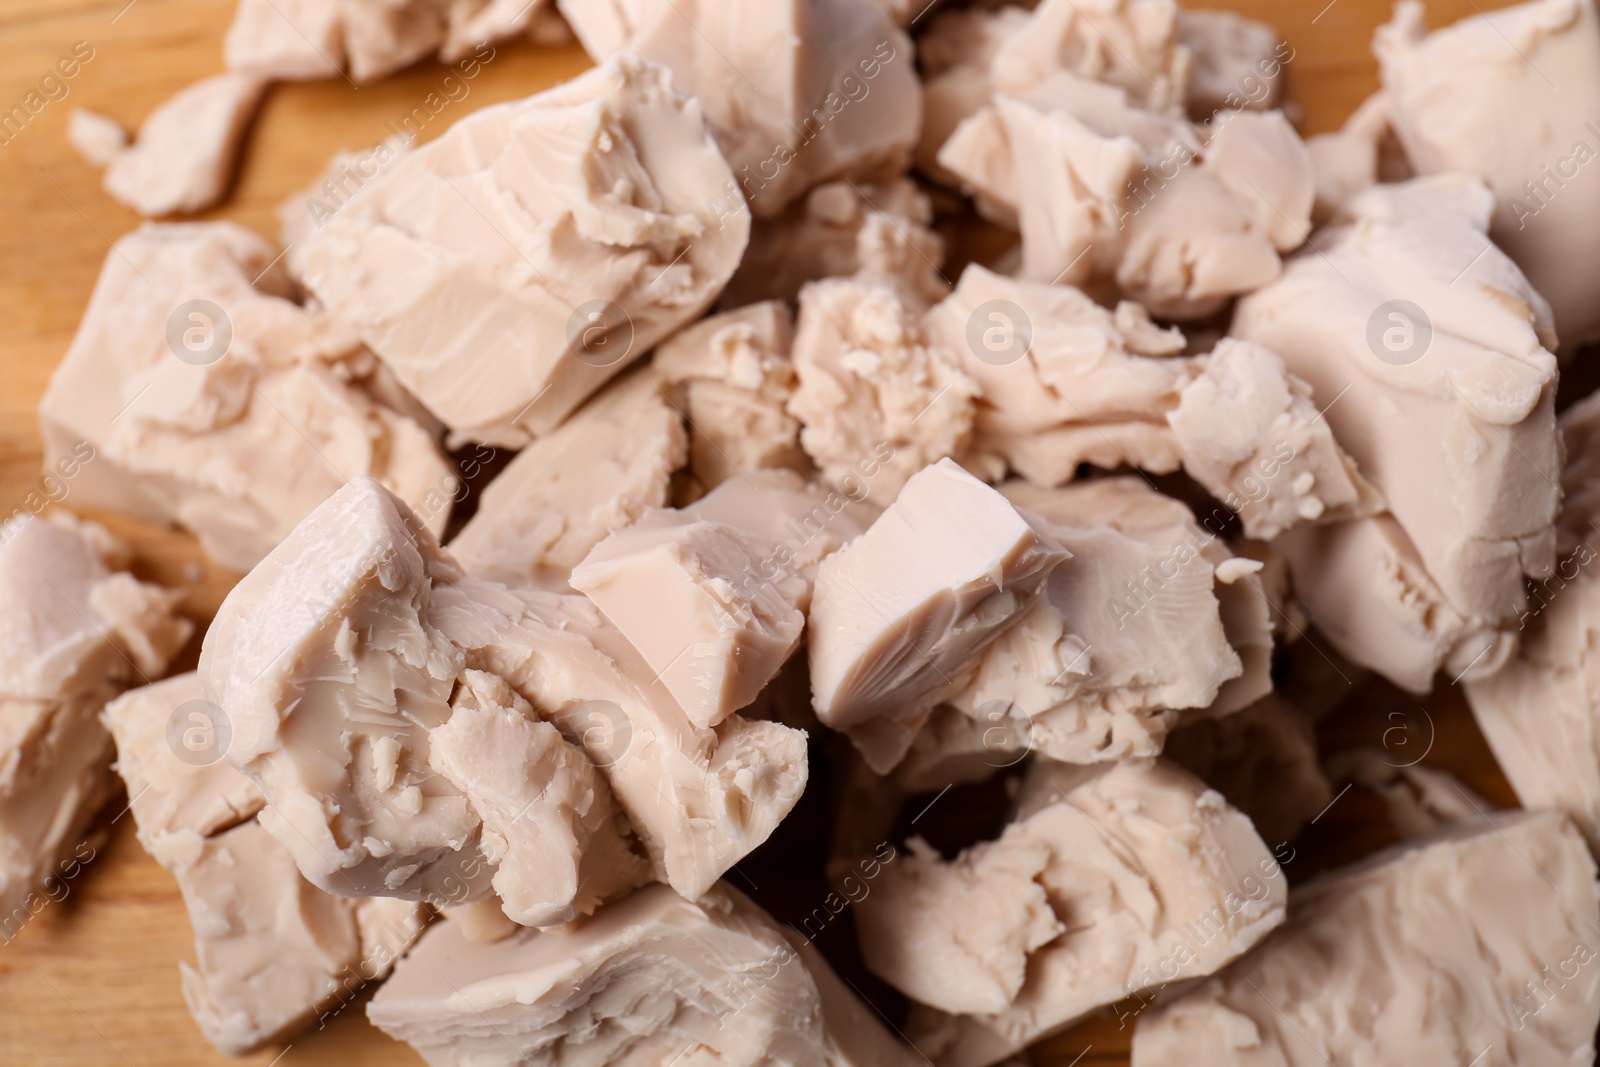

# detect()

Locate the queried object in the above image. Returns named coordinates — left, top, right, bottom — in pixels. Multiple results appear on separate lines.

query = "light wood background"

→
left=0, top=1, right=1530, bottom=1064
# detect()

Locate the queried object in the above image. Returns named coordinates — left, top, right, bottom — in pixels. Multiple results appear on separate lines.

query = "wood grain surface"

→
left=0, top=1, right=1530, bottom=1064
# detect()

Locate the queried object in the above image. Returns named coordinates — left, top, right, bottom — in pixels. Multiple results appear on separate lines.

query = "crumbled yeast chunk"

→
left=295, top=56, right=750, bottom=446
left=447, top=370, right=686, bottom=586
left=653, top=302, right=806, bottom=491
left=99, top=73, right=266, bottom=217
left=880, top=759, right=1286, bottom=1067
left=369, top=883, right=926, bottom=1067
left=39, top=222, right=453, bottom=572
left=936, top=478, right=1263, bottom=768
left=101, top=673, right=263, bottom=852
left=65, top=108, right=127, bottom=168
left=428, top=671, right=646, bottom=927
left=1133, top=811, right=1600, bottom=1066
left=789, top=278, right=977, bottom=505
left=431, top=578, right=808, bottom=901
left=939, top=85, right=1312, bottom=320
left=198, top=479, right=662, bottom=915
left=922, top=264, right=1194, bottom=487
left=0, top=513, right=190, bottom=939
left=1377, top=0, right=1600, bottom=350
left=1171, top=338, right=1382, bottom=540
left=1236, top=176, right=1561, bottom=691
left=807, top=459, right=1070, bottom=772
left=557, top=0, right=920, bottom=218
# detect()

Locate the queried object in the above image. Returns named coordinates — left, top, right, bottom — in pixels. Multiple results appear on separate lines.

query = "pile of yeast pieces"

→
left=22, top=0, right=1600, bottom=1063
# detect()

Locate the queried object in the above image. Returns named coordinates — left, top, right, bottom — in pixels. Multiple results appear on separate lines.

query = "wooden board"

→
left=0, top=1, right=1530, bottom=1064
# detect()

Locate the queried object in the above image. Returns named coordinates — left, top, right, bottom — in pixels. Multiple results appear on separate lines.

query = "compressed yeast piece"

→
left=571, top=518, right=806, bottom=731
left=295, top=56, right=750, bottom=446
left=557, top=0, right=920, bottom=217
left=431, top=578, right=809, bottom=901
left=1235, top=176, right=1561, bottom=690
left=39, top=221, right=452, bottom=572
left=1132, top=810, right=1600, bottom=1066
left=807, top=459, right=1070, bottom=772
left=0, top=512, right=190, bottom=936
left=877, top=759, right=1286, bottom=1067
left=447, top=369, right=686, bottom=586
left=1376, top=0, right=1600, bottom=351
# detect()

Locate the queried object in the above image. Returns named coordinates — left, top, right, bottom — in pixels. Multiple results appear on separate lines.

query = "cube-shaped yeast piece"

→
left=572, top=519, right=806, bottom=730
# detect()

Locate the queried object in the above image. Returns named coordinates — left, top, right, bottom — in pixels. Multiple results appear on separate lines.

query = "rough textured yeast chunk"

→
left=296, top=56, right=749, bottom=446
left=1133, top=811, right=1600, bottom=1066
left=40, top=222, right=452, bottom=572
left=370, top=883, right=925, bottom=1067
left=888, top=759, right=1286, bottom=1067
left=808, top=459, right=1069, bottom=772
left=557, top=0, right=920, bottom=218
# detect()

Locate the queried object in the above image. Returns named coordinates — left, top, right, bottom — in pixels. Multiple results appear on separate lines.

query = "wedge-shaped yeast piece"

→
left=39, top=222, right=453, bottom=572
left=100, top=73, right=266, bottom=216
left=296, top=56, right=750, bottom=446
left=201, top=479, right=491, bottom=902
left=1377, top=0, right=1600, bottom=351
left=432, top=580, right=808, bottom=900
left=571, top=520, right=806, bottom=729
left=883, top=759, right=1286, bottom=1067
left=448, top=370, right=686, bottom=585
left=1172, top=338, right=1382, bottom=540
left=924, top=265, right=1195, bottom=487
left=557, top=0, right=919, bottom=218
left=101, top=673, right=264, bottom=852
left=1177, top=9, right=1285, bottom=119
left=942, top=479, right=1249, bottom=766
left=428, top=671, right=646, bottom=927
left=789, top=278, right=977, bottom=505
left=653, top=302, right=805, bottom=490
left=167, top=820, right=426, bottom=1054
left=0, top=513, right=190, bottom=937
left=723, top=179, right=949, bottom=310
left=1235, top=177, right=1561, bottom=684
left=809, top=459, right=1070, bottom=772
left=1164, top=694, right=1333, bottom=847
left=1465, top=391, right=1600, bottom=850
left=1133, top=811, right=1600, bottom=1065
left=371, top=883, right=924, bottom=1066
